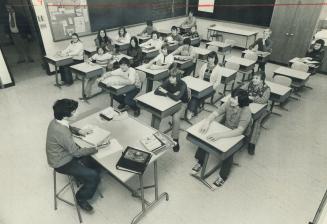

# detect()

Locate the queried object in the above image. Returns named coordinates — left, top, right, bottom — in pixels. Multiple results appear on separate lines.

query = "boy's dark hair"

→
left=315, top=39, right=325, bottom=48
left=161, top=43, right=169, bottom=50
left=208, top=51, right=219, bottom=65
left=96, top=46, right=105, bottom=53
left=53, top=99, right=78, bottom=120
left=171, top=26, right=178, bottom=31
left=146, top=20, right=153, bottom=26
left=119, top=57, right=130, bottom=66
left=183, top=38, right=191, bottom=46
left=151, top=31, right=159, bottom=38
left=231, top=88, right=250, bottom=108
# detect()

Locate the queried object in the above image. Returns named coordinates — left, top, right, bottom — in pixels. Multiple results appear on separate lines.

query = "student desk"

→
left=273, top=67, right=310, bottom=88
left=182, top=36, right=201, bottom=46
left=174, top=57, right=194, bottom=71
left=265, top=81, right=292, bottom=116
left=70, top=62, right=104, bottom=101
left=206, top=41, right=232, bottom=61
left=44, top=55, right=74, bottom=88
left=242, top=49, right=271, bottom=63
left=180, top=26, right=191, bottom=34
left=218, top=66, right=238, bottom=95
left=225, top=56, right=256, bottom=82
left=136, top=65, right=169, bottom=93
left=157, top=29, right=171, bottom=38
left=289, top=57, right=319, bottom=74
left=73, top=109, right=170, bottom=224
left=84, top=46, right=96, bottom=57
left=98, top=81, right=136, bottom=107
left=167, top=41, right=179, bottom=53
left=141, top=47, right=160, bottom=60
left=182, top=76, right=214, bottom=99
left=220, top=96, right=267, bottom=121
left=137, top=34, right=151, bottom=44
left=136, top=91, right=182, bottom=130
left=207, top=25, right=258, bottom=48
left=193, top=47, right=211, bottom=61
left=186, top=120, right=245, bottom=190
left=114, top=41, right=130, bottom=52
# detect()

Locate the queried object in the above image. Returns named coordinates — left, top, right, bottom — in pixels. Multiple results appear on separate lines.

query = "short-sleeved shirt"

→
left=152, top=53, right=174, bottom=66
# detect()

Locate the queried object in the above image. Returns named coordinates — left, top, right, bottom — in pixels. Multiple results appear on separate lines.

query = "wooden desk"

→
left=114, top=41, right=130, bottom=52
left=220, top=95, right=267, bottom=121
left=84, top=46, right=96, bottom=56
left=242, top=49, right=271, bottom=63
left=44, top=55, right=74, bottom=88
left=174, top=57, right=194, bottom=71
left=111, top=53, right=133, bottom=63
left=73, top=109, right=169, bottom=224
left=70, top=62, right=104, bottom=101
left=193, top=47, right=211, bottom=61
left=182, top=76, right=214, bottom=99
left=186, top=120, right=245, bottom=189
left=136, top=34, right=151, bottom=44
left=289, top=57, right=319, bottom=74
left=206, top=41, right=232, bottom=61
left=273, top=67, right=310, bottom=88
left=136, top=91, right=182, bottom=130
left=218, top=66, right=238, bottom=95
left=157, top=29, right=171, bottom=38
left=207, top=25, right=258, bottom=48
left=136, top=65, right=169, bottom=92
left=225, top=56, right=256, bottom=82
left=265, top=81, right=292, bottom=115
left=141, top=47, right=160, bottom=60
left=181, top=35, right=201, bottom=46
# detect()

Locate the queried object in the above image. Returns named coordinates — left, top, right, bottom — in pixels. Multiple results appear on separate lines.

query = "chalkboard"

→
left=88, top=0, right=186, bottom=32
left=190, top=0, right=275, bottom=27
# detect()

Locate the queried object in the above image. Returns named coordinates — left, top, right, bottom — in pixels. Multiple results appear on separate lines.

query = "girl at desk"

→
left=192, top=88, right=252, bottom=188
left=139, top=31, right=163, bottom=50
left=94, top=29, right=113, bottom=50
left=171, top=38, right=197, bottom=76
left=241, top=71, right=270, bottom=155
left=116, top=26, right=131, bottom=44
left=248, top=29, right=273, bottom=71
left=58, top=33, right=84, bottom=85
left=186, top=51, right=222, bottom=120
left=146, top=44, right=174, bottom=70
left=305, top=39, right=325, bottom=63
left=85, top=47, right=113, bottom=97
left=154, top=63, right=189, bottom=152
left=127, top=36, right=143, bottom=67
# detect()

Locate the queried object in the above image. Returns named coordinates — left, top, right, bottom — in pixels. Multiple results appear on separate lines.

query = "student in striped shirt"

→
left=85, top=47, right=112, bottom=97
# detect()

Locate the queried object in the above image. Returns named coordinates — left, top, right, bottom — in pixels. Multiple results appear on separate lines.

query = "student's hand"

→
left=199, top=120, right=210, bottom=134
left=206, top=132, right=222, bottom=142
left=249, top=96, right=254, bottom=100
left=174, top=91, right=180, bottom=96
left=79, top=128, right=93, bottom=136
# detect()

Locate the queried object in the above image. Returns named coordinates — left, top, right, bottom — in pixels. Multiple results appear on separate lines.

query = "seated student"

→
left=94, top=28, right=113, bottom=49
left=58, top=33, right=84, bottom=85
left=171, top=37, right=197, bottom=76
left=115, top=26, right=131, bottom=44
left=180, top=11, right=197, bottom=34
left=146, top=44, right=174, bottom=70
left=154, top=63, right=188, bottom=152
left=248, top=29, right=273, bottom=71
left=188, top=25, right=200, bottom=39
left=98, top=57, right=141, bottom=117
left=139, top=31, right=163, bottom=50
left=46, top=99, right=105, bottom=212
left=85, top=47, right=112, bottom=97
left=139, top=20, right=157, bottom=36
left=166, top=26, right=183, bottom=45
left=192, top=89, right=252, bottom=188
left=127, top=36, right=143, bottom=67
left=305, top=39, right=325, bottom=63
left=187, top=51, right=222, bottom=119
left=241, top=71, right=270, bottom=155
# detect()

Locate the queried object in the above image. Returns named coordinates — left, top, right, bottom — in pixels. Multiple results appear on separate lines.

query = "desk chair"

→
left=223, top=62, right=240, bottom=92
left=291, top=61, right=312, bottom=91
left=53, top=170, right=83, bottom=223
left=273, top=75, right=298, bottom=106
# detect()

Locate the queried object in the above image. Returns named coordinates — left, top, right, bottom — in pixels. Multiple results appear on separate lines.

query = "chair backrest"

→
left=224, top=39, right=236, bottom=47
left=291, top=61, right=309, bottom=72
left=224, top=61, right=240, bottom=71
left=137, top=70, right=147, bottom=90
left=244, top=52, right=258, bottom=61
left=273, top=75, right=292, bottom=87
left=187, top=87, right=192, bottom=102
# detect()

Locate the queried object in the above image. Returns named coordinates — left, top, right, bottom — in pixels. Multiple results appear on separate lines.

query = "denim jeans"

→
left=113, top=87, right=140, bottom=111
left=59, top=59, right=83, bottom=85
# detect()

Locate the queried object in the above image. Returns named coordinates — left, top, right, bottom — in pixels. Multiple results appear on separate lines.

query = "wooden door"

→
left=269, top=0, right=300, bottom=63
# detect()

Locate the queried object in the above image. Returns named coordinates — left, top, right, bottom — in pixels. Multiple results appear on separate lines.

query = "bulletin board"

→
left=45, top=0, right=91, bottom=41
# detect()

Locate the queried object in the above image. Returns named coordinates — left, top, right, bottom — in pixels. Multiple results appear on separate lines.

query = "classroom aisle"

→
left=0, top=51, right=326, bottom=224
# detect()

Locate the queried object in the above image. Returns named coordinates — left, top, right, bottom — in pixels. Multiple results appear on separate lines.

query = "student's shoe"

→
left=247, top=143, right=255, bottom=155
left=133, top=108, right=140, bottom=117
left=213, top=176, right=225, bottom=188
left=118, top=104, right=126, bottom=110
left=77, top=200, right=94, bottom=212
left=173, top=139, right=179, bottom=152
left=192, top=163, right=202, bottom=174
left=186, top=110, right=193, bottom=120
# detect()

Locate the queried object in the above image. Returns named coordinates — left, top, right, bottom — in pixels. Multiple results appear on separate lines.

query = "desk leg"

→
left=109, top=93, right=114, bottom=107
left=146, top=79, right=153, bottom=93
left=54, top=66, right=62, bottom=89
left=151, top=115, right=161, bottom=130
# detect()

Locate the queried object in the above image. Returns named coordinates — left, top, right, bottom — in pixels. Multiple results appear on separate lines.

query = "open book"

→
left=140, top=131, right=176, bottom=155
left=74, top=125, right=111, bottom=147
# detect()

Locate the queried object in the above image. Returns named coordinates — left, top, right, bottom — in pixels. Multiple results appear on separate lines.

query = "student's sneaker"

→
left=247, top=143, right=255, bottom=155
left=118, top=104, right=126, bottom=110
left=192, top=163, right=202, bottom=174
left=133, top=108, right=140, bottom=117
left=173, top=139, right=179, bottom=152
left=213, top=176, right=225, bottom=188
left=186, top=110, right=194, bottom=120
left=77, top=200, right=94, bottom=213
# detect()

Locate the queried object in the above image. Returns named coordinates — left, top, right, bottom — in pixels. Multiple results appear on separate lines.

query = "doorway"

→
left=0, top=0, right=46, bottom=85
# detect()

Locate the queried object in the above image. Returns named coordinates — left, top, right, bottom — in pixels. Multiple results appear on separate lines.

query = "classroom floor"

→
left=1, top=46, right=326, bottom=224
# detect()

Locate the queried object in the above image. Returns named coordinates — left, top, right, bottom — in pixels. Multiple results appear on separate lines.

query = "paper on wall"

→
left=64, top=8, right=75, bottom=14
left=68, top=17, right=73, bottom=24
left=198, top=0, right=214, bottom=13
left=74, top=16, right=85, bottom=33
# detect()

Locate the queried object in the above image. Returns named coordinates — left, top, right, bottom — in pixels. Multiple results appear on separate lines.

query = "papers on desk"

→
left=94, top=138, right=123, bottom=159
left=140, top=131, right=176, bottom=155
left=75, top=125, right=111, bottom=147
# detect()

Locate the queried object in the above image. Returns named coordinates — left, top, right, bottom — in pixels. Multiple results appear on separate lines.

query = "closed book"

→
left=116, top=147, right=152, bottom=175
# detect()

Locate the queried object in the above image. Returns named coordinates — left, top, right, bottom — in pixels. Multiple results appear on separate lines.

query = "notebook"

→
left=74, top=125, right=111, bottom=147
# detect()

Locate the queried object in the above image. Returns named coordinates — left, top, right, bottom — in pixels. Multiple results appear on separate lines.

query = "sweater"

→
left=154, top=79, right=189, bottom=103
left=127, top=46, right=143, bottom=67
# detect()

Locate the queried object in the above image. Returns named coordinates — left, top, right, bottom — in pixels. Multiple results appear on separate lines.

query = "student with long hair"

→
left=127, top=36, right=143, bottom=67
left=116, top=26, right=131, bottom=44
left=94, top=28, right=112, bottom=49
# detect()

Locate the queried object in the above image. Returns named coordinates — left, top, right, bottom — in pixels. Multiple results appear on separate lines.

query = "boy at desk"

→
left=146, top=44, right=174, bottom=70
left=171, top=38, right=197, bottom=76
left=166, top=26, right=183, bottom=46
left=154, top=63, right=189, bottom=152
left=241, top=71, right=270, bottom=155
left=192, top=89, right=252, bottom=188
left=98, top=57, right=141, bottom=117
left=46, top=99, right=107, bottom=212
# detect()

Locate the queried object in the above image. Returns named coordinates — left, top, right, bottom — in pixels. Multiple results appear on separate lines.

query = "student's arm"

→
left=94, top=38, right=100, bottom=48
left=154, top=81, right=169, bottom=96
left=264, top=39, right=273, bottom=53
left=198, top=64, right=206, bottom=80
left=171, top=46, right=182, bottom=55
left=61, top=43, right=72, bottom=55
left=210, top=67, right=223, bottom=90
left=253, top=86, right=270, bottom=104
left=126, top=68, right=136, bottom=84
left=199, top=102, right=227, bottom=134
left=166, top=82, right=186, bottom=101
left=67, top=42, right=84, bottom=57
left=240, top=82, right=249, bottom=91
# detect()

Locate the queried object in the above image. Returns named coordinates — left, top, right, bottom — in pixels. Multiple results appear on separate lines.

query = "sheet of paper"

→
left=74, top=16, right=85, bottom=33
left=94, top=139, right=123, bottom=159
